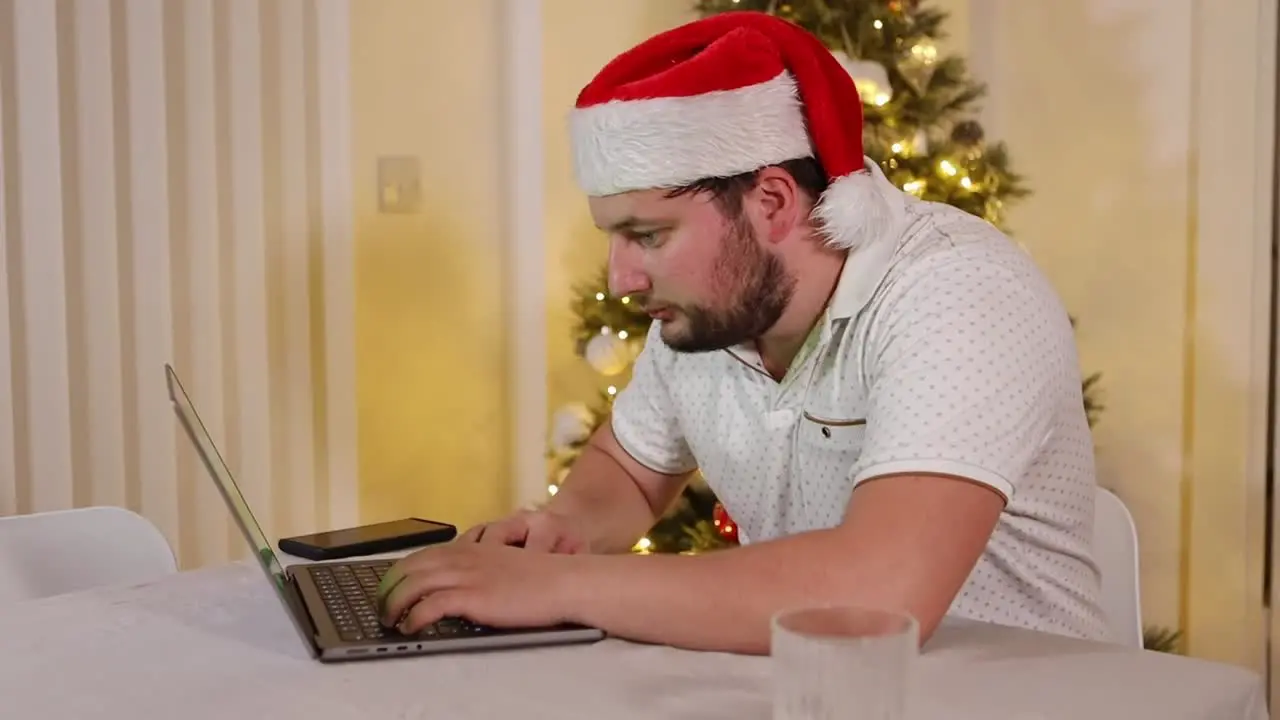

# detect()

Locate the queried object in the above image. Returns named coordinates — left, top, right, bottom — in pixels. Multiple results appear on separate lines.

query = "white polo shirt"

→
left=610, top=162, right=1112, bottom=642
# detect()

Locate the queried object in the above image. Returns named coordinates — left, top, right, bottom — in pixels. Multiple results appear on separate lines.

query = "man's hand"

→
left=374, top=543, right=580, bottom=633
left=456, top=508, right=590, bottom=554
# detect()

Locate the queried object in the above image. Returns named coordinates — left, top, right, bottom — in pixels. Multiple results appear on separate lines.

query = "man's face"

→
left=588, top=187, right=796, bottom=353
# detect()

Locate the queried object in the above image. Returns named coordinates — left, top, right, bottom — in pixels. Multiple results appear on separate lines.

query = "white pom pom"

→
left=812, top=171, right=897, bottom=252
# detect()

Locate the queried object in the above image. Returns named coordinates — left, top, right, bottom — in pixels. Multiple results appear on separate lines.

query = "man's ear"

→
left=750, top=166, right=804, bottom=245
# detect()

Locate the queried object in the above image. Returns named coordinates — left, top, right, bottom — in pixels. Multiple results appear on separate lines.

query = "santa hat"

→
left=569, top=11, right=894, bottom=251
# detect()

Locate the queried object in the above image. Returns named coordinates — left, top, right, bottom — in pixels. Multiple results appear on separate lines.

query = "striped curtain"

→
left=0, top=0, right=358, bottom=570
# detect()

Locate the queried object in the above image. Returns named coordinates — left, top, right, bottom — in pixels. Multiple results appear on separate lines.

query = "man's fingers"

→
left=457, top=524, right=486, bottom=543
left=551, top=533, right=585, bottom=554
left=375, top=566, right=406, bottom=610
left=398, top=589, right=471, bottom=635
left=376, top=547, right=438, bottom=608
left=380, top=568, right=465, bottom=626
left=476, top=520, right=529, bottom=547
left=521, top=524, right=561, bottom=553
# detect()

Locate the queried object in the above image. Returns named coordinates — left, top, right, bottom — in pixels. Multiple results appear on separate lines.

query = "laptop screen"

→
left=164, top=364, right=314, bottom=653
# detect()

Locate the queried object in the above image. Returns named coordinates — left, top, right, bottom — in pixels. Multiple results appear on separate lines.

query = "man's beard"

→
left=649, top=214, right=795, bottom=353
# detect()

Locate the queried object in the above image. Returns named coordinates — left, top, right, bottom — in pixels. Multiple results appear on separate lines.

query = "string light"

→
left=595, top=292, right=605, bottom=301
left=617, top=330, right=629, bottom=340
left=547, top=484, right=558, bottom=496
left=606, top=385, right=618, bottom=396
left=903, top=179, right=926, bottom=195
left=938, top=159, right=958, bottom=177
left=633, top=537, right=652, bottom=553
left=873, top=19, right=883, bottom=29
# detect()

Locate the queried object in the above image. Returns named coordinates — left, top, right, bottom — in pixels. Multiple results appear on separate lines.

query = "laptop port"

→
left=396, top=645, right=408, bottom=651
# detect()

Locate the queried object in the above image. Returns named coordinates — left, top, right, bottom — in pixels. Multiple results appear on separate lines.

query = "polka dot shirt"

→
left=610, top=170, right=1113, bottom=643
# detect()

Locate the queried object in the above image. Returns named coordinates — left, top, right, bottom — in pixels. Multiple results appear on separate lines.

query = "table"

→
left=0, top=558, right=1268, bottom=719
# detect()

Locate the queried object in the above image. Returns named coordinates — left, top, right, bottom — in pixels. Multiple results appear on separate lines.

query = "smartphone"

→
left=277, top=517, right=457, bottom=561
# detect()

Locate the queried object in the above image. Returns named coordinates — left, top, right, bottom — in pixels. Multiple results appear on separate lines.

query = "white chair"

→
left=0, top=506, right=177, bottom=603
left=1093, top=487, right=1143, bottom=648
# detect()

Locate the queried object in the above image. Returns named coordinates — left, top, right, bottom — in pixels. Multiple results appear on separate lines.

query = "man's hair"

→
left=662, top=156, right=828, bottom=219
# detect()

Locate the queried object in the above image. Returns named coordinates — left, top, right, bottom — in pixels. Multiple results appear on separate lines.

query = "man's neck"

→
left=754, top=249, right=847, bottom=380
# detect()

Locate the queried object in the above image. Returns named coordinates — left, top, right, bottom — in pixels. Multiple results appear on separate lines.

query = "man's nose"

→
left=607, top=241, right=650, bottom=299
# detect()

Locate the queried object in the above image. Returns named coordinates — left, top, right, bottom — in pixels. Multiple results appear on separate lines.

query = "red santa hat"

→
left=569, top=11, right=894, bottom=251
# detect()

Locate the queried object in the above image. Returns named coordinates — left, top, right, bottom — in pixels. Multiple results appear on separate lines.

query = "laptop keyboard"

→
left=309, top=562, right=491, bottom=643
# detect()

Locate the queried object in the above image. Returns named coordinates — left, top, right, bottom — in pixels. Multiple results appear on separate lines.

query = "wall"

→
left=348, top=0, right=512, bottom=529
left=929, top=0, right=1194, bottom=639
left=0, top=0, right=358, bottom=569
left=931, top=0, right=1272, bottom=668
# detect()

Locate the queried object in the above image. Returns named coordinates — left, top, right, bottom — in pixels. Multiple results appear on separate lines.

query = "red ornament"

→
left=713, top=502, right=739, bottom=544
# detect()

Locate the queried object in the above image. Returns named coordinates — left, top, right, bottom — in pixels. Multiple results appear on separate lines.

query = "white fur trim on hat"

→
left=569, top=71, right=813, bottom=196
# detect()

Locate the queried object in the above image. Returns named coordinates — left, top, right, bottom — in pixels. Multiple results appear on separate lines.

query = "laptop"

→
left=164, top=363, right=605, bottom=662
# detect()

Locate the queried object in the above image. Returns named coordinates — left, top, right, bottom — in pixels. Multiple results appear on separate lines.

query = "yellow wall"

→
left=542, top=0, right=698, bottom=429
left=349, top=1, right=511, bottom=530
left=928, top=0, right=1197, bottom=636
left=346, top=0, right=696, bottom=530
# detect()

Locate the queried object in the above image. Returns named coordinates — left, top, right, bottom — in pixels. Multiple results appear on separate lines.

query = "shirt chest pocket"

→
left=796, top=411, right=867, bottom=488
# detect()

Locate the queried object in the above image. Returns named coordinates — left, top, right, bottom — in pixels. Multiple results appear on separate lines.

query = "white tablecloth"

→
left=0, top=559, right=1268, bottom=720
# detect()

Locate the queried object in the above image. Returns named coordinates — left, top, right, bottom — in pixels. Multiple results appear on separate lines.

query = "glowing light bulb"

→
left=620, top=297, right=631, bottom=304
left=960, top=176, right=973, bottom=189
left=617, top=330, right=629, bottom=340
left=634, top=537, right=652, bottom=553
left=873, top=19, right=883, bottom=29
left=891, top=142, right=905, bottom=154
left=903, top=180, right=926, bottom=196
left=910, top=42, right=938, bottom=64
left=547, top=484, right=559, bottom=496
left=595, top=292, right=605, bottom=301
left=938, top=160, right=958, bottom=176
left=607, top=385, right=618, bottom=396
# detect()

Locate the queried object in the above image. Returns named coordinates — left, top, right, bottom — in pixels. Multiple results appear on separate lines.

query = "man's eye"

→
left=631, top=231, right=662, bottom=247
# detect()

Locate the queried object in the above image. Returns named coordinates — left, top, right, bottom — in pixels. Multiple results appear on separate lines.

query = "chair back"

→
left=1093, top=487, right=1143, bottom=648
left=0, top=506, right=177, bottom=603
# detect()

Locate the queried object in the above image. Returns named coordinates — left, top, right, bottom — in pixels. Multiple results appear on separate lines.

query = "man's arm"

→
left=562, top=471, right=1004, bottom=654
left=543, top=420, right=693, bottom=554
left=543, top=322, right=698, bottom=553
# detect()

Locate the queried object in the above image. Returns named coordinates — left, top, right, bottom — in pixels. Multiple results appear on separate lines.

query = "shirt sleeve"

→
left=609, top=323, right=698, bottom=475
left=850, top=254, right=1080, bottom=502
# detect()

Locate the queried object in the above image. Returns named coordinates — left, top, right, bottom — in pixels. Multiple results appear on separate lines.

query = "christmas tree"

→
left=544, top=1, right=1169, bottom=648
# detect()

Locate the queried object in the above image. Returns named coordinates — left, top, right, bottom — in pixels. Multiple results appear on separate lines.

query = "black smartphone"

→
left=277, top=517, right=458, bottom=561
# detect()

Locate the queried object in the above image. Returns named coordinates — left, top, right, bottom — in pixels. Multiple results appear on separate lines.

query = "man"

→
left=377, top=11, right=1112, bottom=654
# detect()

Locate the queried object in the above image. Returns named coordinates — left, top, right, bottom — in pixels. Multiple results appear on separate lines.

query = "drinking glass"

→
left=771, top=605, right=919, bottom=720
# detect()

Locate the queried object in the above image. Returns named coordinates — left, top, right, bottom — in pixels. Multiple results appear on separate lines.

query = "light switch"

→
left=377, top=155, right=421, bottom=214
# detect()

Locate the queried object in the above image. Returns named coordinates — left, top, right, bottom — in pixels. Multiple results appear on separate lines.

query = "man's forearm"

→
left=545, top=443, right=667, bottom=554
left=561, top=528, right=929, bottom=655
